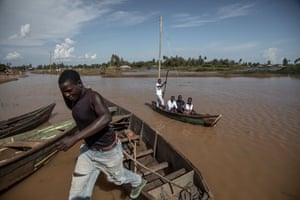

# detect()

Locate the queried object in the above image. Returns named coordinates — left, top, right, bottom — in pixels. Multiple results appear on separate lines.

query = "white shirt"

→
left=156, top=82, right=163, bottom=96
left=184, top=103, right=193, bottom=113
left=167, top=100, right=177, bottom=111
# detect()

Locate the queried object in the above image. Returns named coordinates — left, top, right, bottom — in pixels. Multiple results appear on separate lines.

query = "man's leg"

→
left=69, top=145, right=100, bottom=200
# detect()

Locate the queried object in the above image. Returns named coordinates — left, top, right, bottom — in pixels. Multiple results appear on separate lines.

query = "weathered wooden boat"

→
left=145, top=101, right=222, bottom=127
left=106, top=99, right=214, bottom=200
left=0, top=119, right=77, bottom=192
left=0, top=103, right=56, bottom=139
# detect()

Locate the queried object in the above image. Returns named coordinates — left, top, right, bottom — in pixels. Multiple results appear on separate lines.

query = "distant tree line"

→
left=1, top=54, right=300, bottom=72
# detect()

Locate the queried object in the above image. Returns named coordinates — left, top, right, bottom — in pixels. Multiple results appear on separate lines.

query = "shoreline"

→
left=1, top=70, right=299, bottom=85
left=0, top=74, right=29, bottom=84
left=30, top=70, right=300, bottom=79
left=0, top=76, right=19, bottom=84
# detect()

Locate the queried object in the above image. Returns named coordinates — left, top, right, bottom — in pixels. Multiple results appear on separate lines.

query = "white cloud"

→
left=104, top=11, right=154, bottom=26
left=20, top=24, right=31, bottom=38
left=8, top=24, right=31, bottom=39
left=53, top=39, right=98, bottom=62
left=53, top=38, right=75, bottom=60
left=90, top=54, right=97, bottom=60
left=223, top=42, right=258, bottom=51
left=84, top=53, right=97, bottom=60
left=4, top=51, right=22, bottom=60
left=218, top=3, right=255, bottom=19
left=80, top=53, right=97, bottom=60
left=263, top=48, right=278, bottom=63
left=0, top=0, right=125, bottom=46
left=172, top=14, right=216, bottom=28
left=172, top=3, right=255, bottom=28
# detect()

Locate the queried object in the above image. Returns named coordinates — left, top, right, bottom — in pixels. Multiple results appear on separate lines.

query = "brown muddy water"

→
left=0, top=74, right=299, bottom=200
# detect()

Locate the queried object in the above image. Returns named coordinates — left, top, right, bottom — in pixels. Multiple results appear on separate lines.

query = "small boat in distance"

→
left=146, top=101, right=222, bottom=127
left=149, top=17, right=221, bottom=127
left=0, top=103, right=56, bottom=139
left=105, top=98, right=214, bottom=199
left=0, top=119, right=77, bottom=192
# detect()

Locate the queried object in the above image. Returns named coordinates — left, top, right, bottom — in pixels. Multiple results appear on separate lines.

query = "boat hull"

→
left=106, top=99, right=214, bottom=199
left=0, top=103, right=56, bottom=139
left=0, top=120, right=77, bottom=192
left=146, top=101, right=221, bottom=127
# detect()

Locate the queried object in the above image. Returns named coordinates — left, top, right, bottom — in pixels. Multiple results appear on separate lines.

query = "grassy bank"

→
left=24, top=64, right=300, bottom=78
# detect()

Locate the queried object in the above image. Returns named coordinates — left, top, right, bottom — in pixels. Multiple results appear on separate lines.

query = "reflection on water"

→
left=0, top=74, right=299, bottom=200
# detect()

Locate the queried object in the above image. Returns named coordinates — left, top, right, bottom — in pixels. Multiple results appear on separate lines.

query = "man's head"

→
left=58, top=70, right=83, bottom=102
left=58, top=69, right=81, bottom=85
left=170, top=96, right=175, bottom=101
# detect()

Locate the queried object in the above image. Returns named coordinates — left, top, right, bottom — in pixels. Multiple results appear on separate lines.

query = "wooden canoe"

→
left=106, top=99, right=214, bottom=200
left=0, top=103, right=56, bottom=139
left=145, top=101, right=222, bottom=127
left=0, top=119, right=77, bottom=192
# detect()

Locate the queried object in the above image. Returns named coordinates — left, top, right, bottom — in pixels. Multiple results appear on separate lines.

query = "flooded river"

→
left=0, top=74, right=299, bottom=200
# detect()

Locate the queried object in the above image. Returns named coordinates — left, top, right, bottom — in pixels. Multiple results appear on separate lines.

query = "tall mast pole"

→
left=158, top=16, right=162, bottom=79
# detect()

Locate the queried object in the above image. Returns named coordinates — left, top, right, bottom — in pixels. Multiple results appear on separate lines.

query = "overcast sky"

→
left=0, top=0, right=299, bottom=66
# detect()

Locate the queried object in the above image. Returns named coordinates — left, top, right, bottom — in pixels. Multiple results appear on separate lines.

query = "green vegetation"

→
left=1, top=54, right=300, bottom=76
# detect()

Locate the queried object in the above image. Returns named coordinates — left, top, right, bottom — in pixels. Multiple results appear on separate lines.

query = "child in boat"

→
left=56, top=69, right=146, bottom=200
left=184, top=97, right=196, bottom=115
left=166, top=95, right=178, bottom=112
left=176, top=94, right=185, bottom=113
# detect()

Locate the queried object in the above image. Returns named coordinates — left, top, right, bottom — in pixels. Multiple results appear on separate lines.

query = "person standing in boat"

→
left=56, top=69, right=146, bottom=200
left=184, top=97, right=196, bottom=115
left=166, top=95, right=178, bottom=112
left=155, top=78, right=167, bottom=108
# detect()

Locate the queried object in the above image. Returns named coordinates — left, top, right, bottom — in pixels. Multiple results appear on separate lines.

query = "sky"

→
left=0, top=0, right=299, bottom=66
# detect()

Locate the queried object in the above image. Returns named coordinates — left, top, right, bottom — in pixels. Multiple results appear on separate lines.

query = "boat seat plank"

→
left=136, top=149, right=153, bottom=158
left=28, top=139, right=47, bottom=142
left=124, top=149, right=153, bottom=161
left=144, top=168, right=187, bottom=191
left=142, top=162, right=169, bottom=176
left=147, top=170, right=195, bottom=199
left=4, top=141, right=42, bottom=149
left=119, top=135, right=139, bottom=143
left=111, top=114, right=131, bottom=124
left=108, top=106, right=118, bottom=113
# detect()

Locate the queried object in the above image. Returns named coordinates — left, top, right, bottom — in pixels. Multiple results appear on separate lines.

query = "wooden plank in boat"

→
left=147, top=170, right=194, bottom=199
left=124, top=149, right=153, bottom=161
left=144, top=168, right=187, bottom=191
left=142, top=162, right=169, bottom=176
left=108, top=106, right=118, bottom=113
left=111, top=114, right=131, bottom=124
left=4, top=141, right=43, bottom=149
left=119, top=135, right=139, bottom=143
left=136, top=149, right=153, bottom=158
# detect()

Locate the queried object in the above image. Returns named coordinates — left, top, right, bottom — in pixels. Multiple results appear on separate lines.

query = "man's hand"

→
left=56, top=136, right=77, bottom=151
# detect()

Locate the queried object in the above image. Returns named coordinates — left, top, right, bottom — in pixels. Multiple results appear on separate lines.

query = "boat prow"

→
left=0, top=103, right=56, bottom=139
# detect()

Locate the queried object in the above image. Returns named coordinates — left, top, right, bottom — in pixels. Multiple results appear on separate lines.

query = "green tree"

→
left=110, top=54, right=120, bottom=66
left=0, top=63, right=8, bottom=72
left=294, top=57, right=300, bottom=64
left=282, top=57, right=288, bottom=66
